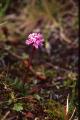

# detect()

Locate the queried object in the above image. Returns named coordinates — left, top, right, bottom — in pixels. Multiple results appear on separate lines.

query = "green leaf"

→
left=13, top=103, right=23, bottom=112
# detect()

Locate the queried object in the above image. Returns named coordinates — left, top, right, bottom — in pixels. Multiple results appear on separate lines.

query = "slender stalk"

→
left=28, top=47, right=35, bottom=68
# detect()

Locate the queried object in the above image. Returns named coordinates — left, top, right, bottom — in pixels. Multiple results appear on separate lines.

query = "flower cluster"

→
left=25, top=33, right=44, bottom=49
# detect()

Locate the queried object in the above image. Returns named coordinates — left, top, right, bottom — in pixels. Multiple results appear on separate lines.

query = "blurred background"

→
left=0, top=0, right=78, bottom=120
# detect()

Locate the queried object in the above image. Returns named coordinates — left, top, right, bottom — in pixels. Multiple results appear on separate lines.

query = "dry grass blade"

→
left=69, top=107, right=76, bottom=120
left=66, top=94, right=69, bottom=115
left=42, top=0, right=72, bottom=44
left=0, top=21, right=7, bottom=27
left=1, top=111, right=10, bottom=120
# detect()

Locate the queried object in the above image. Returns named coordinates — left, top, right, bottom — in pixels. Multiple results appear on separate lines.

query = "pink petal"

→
left=25, top=39, right=33, bottom=45
left=33, top=43, right=39, bottom=49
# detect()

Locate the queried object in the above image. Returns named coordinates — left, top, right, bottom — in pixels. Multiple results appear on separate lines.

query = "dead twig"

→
left=1, top=111, right=10, bottom=120
left=23, top=60, right=46, bottom=81
left=4, top=48, right=23, bottom=60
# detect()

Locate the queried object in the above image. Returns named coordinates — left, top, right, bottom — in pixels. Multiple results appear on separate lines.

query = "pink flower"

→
left=25, top=33, right=44, bottom=49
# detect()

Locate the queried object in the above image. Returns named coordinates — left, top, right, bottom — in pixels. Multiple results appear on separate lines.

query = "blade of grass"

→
left=0, top=0, right=11, bottom=17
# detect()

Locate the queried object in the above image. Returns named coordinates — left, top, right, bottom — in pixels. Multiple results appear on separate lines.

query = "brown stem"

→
left=64, top=106, right=68, bottom=120
left=28, top=47, right=35, bottom=68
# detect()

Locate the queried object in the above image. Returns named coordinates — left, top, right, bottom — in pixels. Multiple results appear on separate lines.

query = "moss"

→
left=44, top=99, right=64, bottom=120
